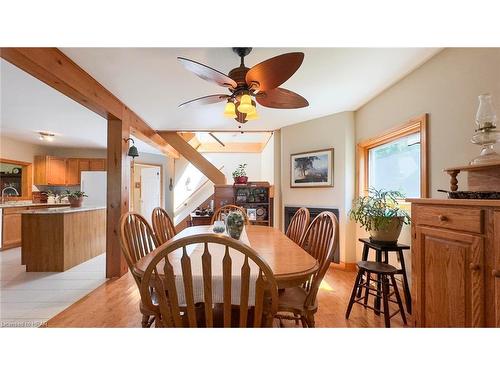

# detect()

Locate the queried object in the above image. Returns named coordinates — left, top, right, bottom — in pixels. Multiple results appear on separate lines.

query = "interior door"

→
left=140, top=166, right=161, bottom=220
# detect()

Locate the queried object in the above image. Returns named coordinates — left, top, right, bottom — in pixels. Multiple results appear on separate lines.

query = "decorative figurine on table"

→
left=225, top=211, right=245, bottom=240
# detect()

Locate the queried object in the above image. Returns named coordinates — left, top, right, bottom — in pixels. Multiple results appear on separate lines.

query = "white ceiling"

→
left=0, top=60, right=160, bottom=154
left=61, top=48, right=441, bottom=131
left=195, top=132, right=271, bottom=144
left=1, top=48, right=441, bottom=152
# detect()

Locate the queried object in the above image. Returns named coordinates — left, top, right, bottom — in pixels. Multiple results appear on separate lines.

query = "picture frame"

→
left=246, top=208, right=257, bottom=221
left=290, top=148, right=334, bottom=188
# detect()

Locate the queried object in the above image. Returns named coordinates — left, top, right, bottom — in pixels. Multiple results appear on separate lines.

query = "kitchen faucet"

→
left=1, top=186, right=20, bottom=204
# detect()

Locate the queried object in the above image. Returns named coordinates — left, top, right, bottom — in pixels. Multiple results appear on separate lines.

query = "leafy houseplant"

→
left=350, top=188, right=410, bottom=243
left=63, top=190, right=88, bottom=208
left=232, top=163, right=248, bottom=184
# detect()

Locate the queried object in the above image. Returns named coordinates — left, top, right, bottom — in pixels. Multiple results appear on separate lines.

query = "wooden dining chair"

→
left=285, top=207, right=310, bottom=245
left=152, top=207, right=177, bottom=244
left=119, top=212, right=160, bottom=328
left=276, top=211, right=339, bottom=327
left=211, top=204, right=249, bottom=224
left=139, top=233, right=279, bottom=328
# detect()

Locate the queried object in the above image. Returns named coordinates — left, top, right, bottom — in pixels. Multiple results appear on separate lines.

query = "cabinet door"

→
left=2, top=213, right=22, bottom=249
left=89, top=159, right=106, bottom=171
left=78, top=159, right=90, bottom=173
left=413, top=225, right=484, bottom=327
left=494, top=211, right=500, bottom=327
left=66, top=158, right=80, bottom=185
left=47, top=157, right=66, bottom=185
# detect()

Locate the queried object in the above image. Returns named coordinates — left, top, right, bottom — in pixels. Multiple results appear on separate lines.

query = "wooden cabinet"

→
left=66, top=158, right=80, bottom=185
left=34, top=156, right=106, bottom=186
left=2, top=207, right=27, bottom=249
left=410, top=199, right=500, bottom=327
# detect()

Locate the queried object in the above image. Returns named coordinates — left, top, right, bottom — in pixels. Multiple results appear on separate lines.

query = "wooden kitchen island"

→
left=21, top=206, right=106, bottom=272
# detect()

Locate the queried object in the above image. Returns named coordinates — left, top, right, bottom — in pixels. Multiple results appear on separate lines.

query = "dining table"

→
left=133, top=224, right=319, bottom=305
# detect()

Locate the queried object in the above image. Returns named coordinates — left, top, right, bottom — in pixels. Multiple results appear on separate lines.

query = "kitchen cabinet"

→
left=34, top=156, right=106, bottom=186
left=1, top=204, right=70, bottom=251
left=409, top=199, right=500, bottom=327
left=66, top=158, right=80, bottom=185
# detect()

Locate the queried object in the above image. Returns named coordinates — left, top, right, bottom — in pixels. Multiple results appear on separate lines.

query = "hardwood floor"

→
left=46, top=266, right=410, bottom=328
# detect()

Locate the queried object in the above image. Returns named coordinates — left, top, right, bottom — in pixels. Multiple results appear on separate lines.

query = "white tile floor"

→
left=0, top=248, right=106, bottom=327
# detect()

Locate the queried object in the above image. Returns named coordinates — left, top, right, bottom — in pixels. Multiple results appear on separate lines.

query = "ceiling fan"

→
left=177, top=47, right=309, bottom=126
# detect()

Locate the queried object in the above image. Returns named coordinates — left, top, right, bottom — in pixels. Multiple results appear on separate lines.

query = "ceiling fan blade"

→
left=178, top=94, right=230, bottom=107
left=178, top=57, right=237, bottom=88
left=256, top=88, right=309, bottom=109
left=245, top=52, right=304, bottom=91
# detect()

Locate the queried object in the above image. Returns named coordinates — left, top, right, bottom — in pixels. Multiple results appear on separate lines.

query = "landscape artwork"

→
left=290, top=148, right=334, bottom=188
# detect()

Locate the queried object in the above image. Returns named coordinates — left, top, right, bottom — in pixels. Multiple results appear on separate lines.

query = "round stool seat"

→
left=357, top=260, right=398, bottom=274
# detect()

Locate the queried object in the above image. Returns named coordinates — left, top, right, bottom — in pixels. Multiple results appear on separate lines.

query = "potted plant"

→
left=63, top=190, right=88, bottom=208
left=232, top=163, right=248, bottom=184
left=349, top=188, right=410, bottom=243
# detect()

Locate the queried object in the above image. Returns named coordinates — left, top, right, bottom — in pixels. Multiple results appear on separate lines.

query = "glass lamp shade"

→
left=475, top=93, right=497, bottom=131
left=223, top=101, right=236, bottom=118
left=237, top=94, right=254, bottom=114
left=245, top=106, right=259, bottom=120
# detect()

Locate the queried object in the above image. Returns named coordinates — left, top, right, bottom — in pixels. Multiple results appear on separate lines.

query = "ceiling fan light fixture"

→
left=245, top=108, right=259, bottom=120
left=223, top=101, right=236, bottom=118
left=238, top=94, right=254, bottom=114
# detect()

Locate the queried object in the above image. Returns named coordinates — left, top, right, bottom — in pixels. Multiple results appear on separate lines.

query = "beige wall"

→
left=280, top=111, right=356, bottom=263
left=353, top=47, right=500, bottom=273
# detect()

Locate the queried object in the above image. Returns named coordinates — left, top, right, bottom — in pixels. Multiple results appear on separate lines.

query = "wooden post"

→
left=106, top=112, right=131, bottom=278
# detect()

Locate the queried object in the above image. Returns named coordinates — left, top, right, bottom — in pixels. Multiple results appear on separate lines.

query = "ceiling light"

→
left=245, top=106, right=259, bottom=120
left=223, top=101, right=236, bottom=118
left=38, top=132, right=55, bottom=141
left=238, top=94, right=254, bottom=114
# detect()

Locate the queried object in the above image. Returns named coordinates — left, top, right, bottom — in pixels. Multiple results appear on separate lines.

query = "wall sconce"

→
left=124, top=137, right=139, bottom=159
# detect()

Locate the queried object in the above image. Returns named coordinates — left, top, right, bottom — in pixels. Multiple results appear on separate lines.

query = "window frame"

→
left=356, top=114, right=428, bottom=198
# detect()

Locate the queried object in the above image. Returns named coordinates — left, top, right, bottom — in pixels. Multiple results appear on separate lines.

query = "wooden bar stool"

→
left=346, top=261, right=407, bottom=328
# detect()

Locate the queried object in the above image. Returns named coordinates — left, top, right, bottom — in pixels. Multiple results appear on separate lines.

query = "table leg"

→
left=374, top=250, right=382, bottom=315
left=357, top=244, right=370, bottom=298
left=398, top=249, right=412, bottom=314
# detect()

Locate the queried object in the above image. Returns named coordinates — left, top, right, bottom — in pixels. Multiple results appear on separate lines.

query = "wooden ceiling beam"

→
left=158, top=131, right=226, bottom=185
left=197, top=142, right=265, bottom=153
left=0, top=47, right=178, bottom=158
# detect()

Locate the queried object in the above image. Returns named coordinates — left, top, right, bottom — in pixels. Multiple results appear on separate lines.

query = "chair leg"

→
left=306, top=313, right=316, bottom=328
left=390, top=274, right=407, bottom=325
left=357, top=245, right=369, bottom=297
left=300, top=316, right=308, bottom=328
left=294, top=313, right=300, bottom=325
left=397, top=249, right=412, bottom=314
left=363, top=271, right=371, bottom=306
left=346, top=269, right=363, bottom=319
left=141, top=314, right=151, bottom=328
left=381, top=275, right=391, bottom=328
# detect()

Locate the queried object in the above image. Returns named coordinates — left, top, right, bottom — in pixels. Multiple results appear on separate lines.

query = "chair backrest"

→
left=119, top=212, right=160, bottom=286
left=211, top=204, right=249, bottom=224
left=285, top=207, right=310, bottom=245
left=139, top=233, right=278, bottom=328
left=299, top=211, right=339, bottom=307
left=152, top=207, right=177, bottom=245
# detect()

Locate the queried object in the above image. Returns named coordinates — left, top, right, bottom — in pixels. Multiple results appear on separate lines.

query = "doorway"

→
left=132, top=163, right=162, bottom=220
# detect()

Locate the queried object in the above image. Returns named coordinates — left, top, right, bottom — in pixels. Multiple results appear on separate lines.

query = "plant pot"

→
left=233, top=176, right=248, bottom=184
left=369, top=217, right=404, bottom=244
left=68, top=196, right=83, bottom=208
left=225, top=211, right=245, bottom=240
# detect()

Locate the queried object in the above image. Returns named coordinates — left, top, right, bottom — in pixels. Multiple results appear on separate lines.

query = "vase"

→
left=68, top=196, right=83, bottom=208
left=225, top=211, right=245, bottom=240
left=368, top=217, right=404, bottom=244
left=234, top=176, right=248, bottom=184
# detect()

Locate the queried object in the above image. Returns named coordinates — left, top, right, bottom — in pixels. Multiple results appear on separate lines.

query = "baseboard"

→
left=330, top=262, right=357, bottom=272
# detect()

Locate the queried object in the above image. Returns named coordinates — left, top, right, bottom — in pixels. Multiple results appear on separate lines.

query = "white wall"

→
left=280, top=111, right=356, bottom=263
left=261, top=134, right=275, bottom=184
left=204, top=153, right=262, bottom=182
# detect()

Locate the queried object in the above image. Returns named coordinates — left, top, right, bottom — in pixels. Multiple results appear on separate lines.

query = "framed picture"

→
left=290, top=148, right=334, bottom=188
left=246, top=208, right=257, bottom=221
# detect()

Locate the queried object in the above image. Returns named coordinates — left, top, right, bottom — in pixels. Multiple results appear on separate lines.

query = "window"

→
left=357, top=115, right=428, bottom=198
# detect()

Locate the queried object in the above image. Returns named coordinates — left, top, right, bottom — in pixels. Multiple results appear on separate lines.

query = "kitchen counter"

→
left=22, top=205, right=106, bottom=214
left=0, top=202, right=70, bottom=209
left=21, top=206, right=106, bottom=271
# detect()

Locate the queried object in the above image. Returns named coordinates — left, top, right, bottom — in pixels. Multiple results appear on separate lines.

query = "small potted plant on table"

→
left=232, top=163, right=248, bottom=184
left=349, top=188, right=410, bottom=244
left=63, top=190, right=88, bottom=208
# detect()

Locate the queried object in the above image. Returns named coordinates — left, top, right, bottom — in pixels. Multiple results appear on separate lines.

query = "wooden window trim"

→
left=0, top=158, right=33, bottom=200
left=356, top=114, right=428, bottom=198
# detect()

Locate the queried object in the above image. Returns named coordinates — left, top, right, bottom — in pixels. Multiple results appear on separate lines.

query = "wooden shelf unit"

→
left=214, top=182, right=274, bottom=227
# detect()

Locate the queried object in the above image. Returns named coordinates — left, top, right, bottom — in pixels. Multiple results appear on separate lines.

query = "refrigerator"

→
left=80, top=171, right=107, bottom=206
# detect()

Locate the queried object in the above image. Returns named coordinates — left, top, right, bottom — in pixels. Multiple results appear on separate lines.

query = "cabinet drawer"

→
left=413, top=205, right=483, bottom=234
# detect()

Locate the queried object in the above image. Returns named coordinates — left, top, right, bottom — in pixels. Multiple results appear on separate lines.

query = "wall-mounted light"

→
left=124, top=137, right=139, bottom=159
left=39, top=131, right=55, bottom=141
